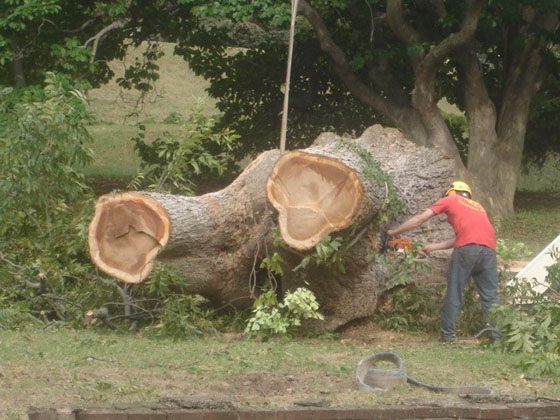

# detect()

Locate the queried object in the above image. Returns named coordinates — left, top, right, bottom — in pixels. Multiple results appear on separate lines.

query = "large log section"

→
left=89, top=125, right=456, bottom=328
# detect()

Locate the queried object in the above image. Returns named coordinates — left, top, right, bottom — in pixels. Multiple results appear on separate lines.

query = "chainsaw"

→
left=386, top=237, right=413, bottom=252
left=381, top=235, right=428, bottom=260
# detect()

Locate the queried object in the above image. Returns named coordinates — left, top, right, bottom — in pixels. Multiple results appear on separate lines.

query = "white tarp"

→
left=507, top=234, right=560, bottom=294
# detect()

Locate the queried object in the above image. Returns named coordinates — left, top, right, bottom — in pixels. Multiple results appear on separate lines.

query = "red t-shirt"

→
left=429, top=195, right=496, bottom=250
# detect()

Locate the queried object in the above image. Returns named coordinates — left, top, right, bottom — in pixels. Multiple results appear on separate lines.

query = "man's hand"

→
left=422, top=243, right=438, bottom=255
left=422, top=238, right=455, bottom=255
left=387, top=229, right=398, bottom=238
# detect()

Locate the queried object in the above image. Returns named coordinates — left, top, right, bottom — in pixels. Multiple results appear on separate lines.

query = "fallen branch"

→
left=85, top=307, right=118, bottom=330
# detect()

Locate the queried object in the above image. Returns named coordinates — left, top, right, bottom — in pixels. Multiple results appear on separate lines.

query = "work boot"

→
left=487, top=323, right=501, bottom=342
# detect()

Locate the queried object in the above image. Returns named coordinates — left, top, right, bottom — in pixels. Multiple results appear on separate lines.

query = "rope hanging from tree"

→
left=279, top=0, right=300, bottom=152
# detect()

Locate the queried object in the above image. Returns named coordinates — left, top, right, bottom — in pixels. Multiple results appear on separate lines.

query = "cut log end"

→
left=88, top=192, right=170, bottom=283
left=267, top=151, right=364, bottom=250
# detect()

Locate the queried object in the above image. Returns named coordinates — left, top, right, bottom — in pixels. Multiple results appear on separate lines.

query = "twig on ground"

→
left=0, top=252, right=19, bottom=268
left=537, top=396, right=560, bottom=403
left=80, top=356, right=115, bottom=363
left=85, top=307, right=118, bottom=330
left=213, top=296, right=252, bottom=313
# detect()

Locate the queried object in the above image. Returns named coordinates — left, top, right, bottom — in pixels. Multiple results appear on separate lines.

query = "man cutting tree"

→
left=387, top=181, right=500, bottom=342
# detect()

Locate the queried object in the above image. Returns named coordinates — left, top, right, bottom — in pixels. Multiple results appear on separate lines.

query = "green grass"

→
left=85, top=123, right=183, bottom=178
left=498, top=192, right=560, bottom=257
left=85, top=124, right=142, bottom=178
left=84, top=41, right=216, bottom=179
left=1, top=328, right=558, bottom=418
left=517, top=154, right=560, bottom=193
left=87, top=42, right=215, bottom=125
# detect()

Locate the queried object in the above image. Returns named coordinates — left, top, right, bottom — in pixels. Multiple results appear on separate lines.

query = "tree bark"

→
left=89, top=150, right=281, bottom=305
left=458, top=43, right=545, bottom=217
left=9, top=39, right=26, bottom=87
left=89, top=125, right=456, bottom=329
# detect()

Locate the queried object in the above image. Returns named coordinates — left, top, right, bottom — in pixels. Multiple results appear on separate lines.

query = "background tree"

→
left=2, top=0, right=120, bottom=88
left=175, top=0, right=560, bottom=218
left=0, top=0, right=196, bottom=90
left=3, top=0, right=559, bottom=218
left=525, top=74, right=560, bottom=165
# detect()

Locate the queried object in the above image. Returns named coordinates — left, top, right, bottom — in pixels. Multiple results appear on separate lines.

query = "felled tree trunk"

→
left=89, top=125, right=456, bottom=328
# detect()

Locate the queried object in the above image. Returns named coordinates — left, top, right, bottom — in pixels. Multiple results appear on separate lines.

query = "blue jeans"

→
left=441, top=244, right=500, bottom=340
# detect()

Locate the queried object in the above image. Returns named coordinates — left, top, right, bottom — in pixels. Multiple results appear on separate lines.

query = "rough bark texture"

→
left=9, top=39, right=26, bottom=87
left=89, top=125, right=456, bottom=329
left=90, top=150, right=281, bottom=305
left=283, top=126, right=456, bottom=328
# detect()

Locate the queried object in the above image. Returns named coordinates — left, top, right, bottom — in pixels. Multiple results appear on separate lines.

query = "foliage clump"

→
left=492, top=247, right=560, bottom=376
left=0, top=76, right=228, bottom=337
left=374, top=284, right=441, bottom=332
left=0, top=73, right=100, bottom=330
left=130, top=110, right=239, bottom=194
left=0, top=73, right=93, bottom=238
left=247, top=228, right=329, bottom=339
left=245, top=288, right=324, bottom=338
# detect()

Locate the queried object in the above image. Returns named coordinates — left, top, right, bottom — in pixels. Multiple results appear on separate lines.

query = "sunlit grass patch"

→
left=499, top=192, right=560, bottom=257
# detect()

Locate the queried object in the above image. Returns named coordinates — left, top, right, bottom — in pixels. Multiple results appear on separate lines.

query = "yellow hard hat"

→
left=445, top=181, right=472, bottom=197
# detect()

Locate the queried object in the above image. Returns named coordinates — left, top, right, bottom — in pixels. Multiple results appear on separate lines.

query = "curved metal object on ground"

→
left=356, top=352, right=407, bottom=392
left=356, top=352, right=494, bottom=394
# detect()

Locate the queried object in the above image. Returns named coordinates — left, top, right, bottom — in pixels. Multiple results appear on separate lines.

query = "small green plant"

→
left=146, top=294, right=218, bottom=338
left=163, top=111, right=183, bottom=124
left=492, top=247, right=560, bottom=376
left=373, top=240, right=431, bottom=286
left=496, top=239, right=530, bottom=266
left=260, top=252, right=285, bottom=277
left=131, top=110, right=239, bottom=194
left=374, top=284, right=441, bottom=332
left=293, top=235, right=346, bottom=273
left=245, top=288, right=324, bottom=338
left=131, top=264, right=220, bottom=337
left=254, top=230, right=329, bottom=338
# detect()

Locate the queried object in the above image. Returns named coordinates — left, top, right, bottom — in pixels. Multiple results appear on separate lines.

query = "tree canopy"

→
left=177, top=0, right=560, bottom=217
left=2, top=0, right=122, bottom=88
left=1, top=0, right=193, bottom=89
left=2, top=0, right=559, bottom=217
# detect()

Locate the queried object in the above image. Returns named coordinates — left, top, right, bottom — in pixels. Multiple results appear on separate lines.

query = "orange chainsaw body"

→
left=387, top=238, right=413, bottom=252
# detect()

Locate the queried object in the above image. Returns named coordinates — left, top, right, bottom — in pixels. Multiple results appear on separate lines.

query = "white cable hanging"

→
left=279, top=0, right=299, bottom=153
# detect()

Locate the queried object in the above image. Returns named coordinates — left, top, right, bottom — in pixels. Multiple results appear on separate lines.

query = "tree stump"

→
left=88, top=125, right=456, bottom=328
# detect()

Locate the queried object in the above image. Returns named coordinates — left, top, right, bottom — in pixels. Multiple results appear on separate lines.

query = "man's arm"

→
left=423, top=238, right=455, bottom=254
left=387, top=209, right=436, bottom=237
